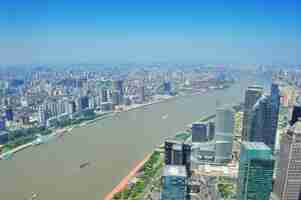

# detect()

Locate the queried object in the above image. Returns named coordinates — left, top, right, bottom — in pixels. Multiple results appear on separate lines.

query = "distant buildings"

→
left=0, top=131, right=9, bottom=144
left=237, top=142, right=274, bottom=200
left=242, top=86, right=263, bottom=140
left=113, top=79, right=124, bottom=105
left=163, top=81, right=172, bottom=95
left=0, top=117, right=6, bottom=131
left=161, top=165, right=188, bottom=200
left=78, top=96, right=89, bottom=111
left=191, top=122, right=207, bottom=143
left=5, top=107, right=13, bottom=121
left=273, top=120, right=301, bottom=200
left=101, top=87, right=108, bottom=102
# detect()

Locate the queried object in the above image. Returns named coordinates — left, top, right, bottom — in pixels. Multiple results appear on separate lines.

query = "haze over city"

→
left=0, top=1, right=301, bottom=200
left=0, top=0, right=300, bottom=65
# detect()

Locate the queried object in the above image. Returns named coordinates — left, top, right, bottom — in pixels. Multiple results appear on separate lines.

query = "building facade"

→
left=191, top=122, right=207, bottom=143
left=165, top=140, right=191, bottom=176
left=237, top=142, right=274, bottom=200
left=161, top=165, right=188, bottom=200
left=242, top=86, right=263, bottom=140
left=273, top=121, right=301, bottom=200
left=215, top=107, right=234, bottom=142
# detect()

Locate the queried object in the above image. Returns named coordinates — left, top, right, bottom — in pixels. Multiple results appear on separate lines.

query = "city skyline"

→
left=0, top=0, right=300, bottom=65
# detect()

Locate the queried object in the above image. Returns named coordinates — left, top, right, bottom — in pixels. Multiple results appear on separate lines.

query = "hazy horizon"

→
left=1, top=0, right=300, bottom=65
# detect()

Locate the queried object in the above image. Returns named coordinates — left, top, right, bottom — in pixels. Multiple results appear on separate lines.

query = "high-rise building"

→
left=139, top=85, right=145, bottom=103
left=101, top=87, right=108, bottom=102
left=207, top=121, right=215, bottom=141
left=78, top=96, right=89, bottom=111
left=242, top=86, right=263, bottom=140
left=215, top=107, right=234, bottom=142
left=161, top=165, right=188, bottom=200
left=191, top=122, right=207, bottom=143
left=165, top=140, right=191, bottom=176
left=249, top=95, right=275, bottom=150
left=113, top=79, right=124, bottom=104
left=248, top=84, right=280, bottom=151
left=0, top=117, right=6, bottom=131
left=273, top=121, right=301, bottom=200
left=163, top=81, right=172, bottom=95
left=112, top=90, right=121, bottom=107
left=237, top=142, right=274, bottom=200
left=271, top=83, right=280, bottom=136
left=38, top=105, right=48, bottom=126
left=5, top=107, right=13, bottom=121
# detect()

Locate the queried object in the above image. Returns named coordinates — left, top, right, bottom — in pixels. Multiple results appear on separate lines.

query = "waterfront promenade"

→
left=104, top=154, right=151, bottom=200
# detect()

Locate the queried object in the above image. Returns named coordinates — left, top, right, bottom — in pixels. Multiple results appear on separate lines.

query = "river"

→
left=0, top=73, right=270, bottom=200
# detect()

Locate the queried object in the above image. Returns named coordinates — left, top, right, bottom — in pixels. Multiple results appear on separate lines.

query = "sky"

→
left=0, top=0, right=300, bottom=65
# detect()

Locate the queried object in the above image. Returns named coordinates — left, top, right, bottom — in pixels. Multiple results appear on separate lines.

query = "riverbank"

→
left=0, top=93, right=200, bottom=160
left=106, top=102, right=243, bottom=200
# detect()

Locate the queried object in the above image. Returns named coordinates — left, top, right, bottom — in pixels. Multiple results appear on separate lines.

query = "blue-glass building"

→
left=161, top=165, right=188, bottom=200
left=5, top=107, right=13, bottom=121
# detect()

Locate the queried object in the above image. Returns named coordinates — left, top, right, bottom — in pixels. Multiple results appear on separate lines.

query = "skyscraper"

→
left=215, top=107, right=234, bottom=142
left=248, top=84, right=280, bottom=151
left=191, top=122, right=207, bottom=143
left=164, top=140, right=191, bottom=176
left=273, top=121, right=301, bottom=200
left=207, top=121, right=215, bottom=141
left=101, top=87, right=108, bottom=102
left=249, top=95, right=275, bottom=150
left=270, top=83, right=281, bottom=149
left=242, top=86, right=263, bottom=140
left=237, top=142, right=274, bottom=200
left=161, top=165, right=188, bottom=200
left=163, top=81, right=172, bottom=95
left=113, top=79, right=124, bottom=104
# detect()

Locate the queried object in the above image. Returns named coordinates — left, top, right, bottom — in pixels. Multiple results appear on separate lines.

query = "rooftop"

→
left=248, top=85, right=263, bottom=91
left=242, top=142, right=270, bottom=151
left=163, top=165, right=187, bottom=177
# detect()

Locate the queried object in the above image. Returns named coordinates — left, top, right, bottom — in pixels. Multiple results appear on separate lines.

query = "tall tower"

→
left=242, top=86, right=263, bottom=140
left=164, top=140, right=191, bottom=177
left=249, top=95, right=276, bottom=150
left=270, top=83, right=280, bottom=135
left=113, top=79, right=124, bottom=104
left=215, top=107, right=234, bottom=142
left=237, top=142, right=274, bottom=200
left=191, top=122, right=207, bottom=143
left=273, top=120, right=301, bottom=200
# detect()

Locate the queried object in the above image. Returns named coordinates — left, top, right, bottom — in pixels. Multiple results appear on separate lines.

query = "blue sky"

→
left=0, top=0, right=300, bottom=65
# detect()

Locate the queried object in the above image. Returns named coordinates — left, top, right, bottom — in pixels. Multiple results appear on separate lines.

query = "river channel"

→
left=0, top=73, right=270, bottom=200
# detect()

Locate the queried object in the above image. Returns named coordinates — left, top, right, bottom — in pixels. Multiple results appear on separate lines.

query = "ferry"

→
left=162, top=114, right=169, bottom=119
left=80, top=161, right=90, bottom=169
